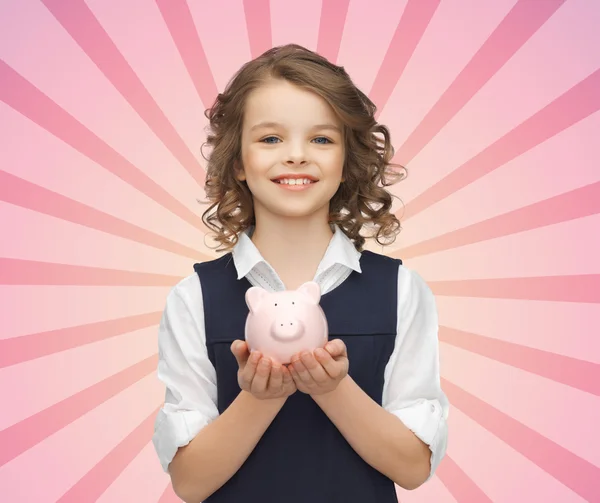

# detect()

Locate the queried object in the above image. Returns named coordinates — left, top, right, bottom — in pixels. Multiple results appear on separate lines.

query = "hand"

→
left=231, top=340, right=297, bottom=400
left=288, top=339, right=349, bottom=396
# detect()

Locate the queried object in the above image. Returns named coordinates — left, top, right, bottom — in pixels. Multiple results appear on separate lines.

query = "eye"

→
left=312, top=136, right=332, bottom=144
left=261, top=136, right=280, bottom=144
left=292, top=302, right=295, bottom=305
left=274, top=303, right=277, bottom=306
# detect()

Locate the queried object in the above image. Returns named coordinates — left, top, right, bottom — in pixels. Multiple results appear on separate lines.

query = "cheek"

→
left=321, top=155, right=344, bottom=178
left=321, top=148, right=344, bottom=174
left=244, top=146, right=277, bottom=172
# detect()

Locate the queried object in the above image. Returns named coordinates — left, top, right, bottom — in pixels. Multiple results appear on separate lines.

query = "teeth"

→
left=277, top=178, right=313, bottom=185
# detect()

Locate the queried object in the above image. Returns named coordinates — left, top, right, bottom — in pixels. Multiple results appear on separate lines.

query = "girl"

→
left=152, top=44, right=449, bottom=503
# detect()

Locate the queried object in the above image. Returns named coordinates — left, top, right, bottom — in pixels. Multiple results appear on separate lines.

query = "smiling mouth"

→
left=272, top=178, right=317, bottom=186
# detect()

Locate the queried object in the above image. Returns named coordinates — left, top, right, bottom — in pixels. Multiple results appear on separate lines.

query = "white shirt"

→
left=152, top=224, right=449, bottom=480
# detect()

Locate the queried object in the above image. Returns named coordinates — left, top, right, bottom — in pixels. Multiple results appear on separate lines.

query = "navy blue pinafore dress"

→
left=193, top=249, right=402, bottom=503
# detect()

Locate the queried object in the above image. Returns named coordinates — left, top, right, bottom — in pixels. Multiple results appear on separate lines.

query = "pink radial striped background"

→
left=1, top=0, right=599, bottom=502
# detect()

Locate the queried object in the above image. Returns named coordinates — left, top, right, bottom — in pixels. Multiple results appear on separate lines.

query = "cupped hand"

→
left=288, top=339, right=349, bottom=396
left=231, top=340, right=297, bottom=400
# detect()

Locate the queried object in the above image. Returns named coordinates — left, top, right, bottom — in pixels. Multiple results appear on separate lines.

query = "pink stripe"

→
left=243, top=0, right=272, bottom=59
left=396, top=0, right=567, bottom=163
left=316, top=0, right=350, bottom=64
left=0, top=258, right=182, bottom=286
left=41, top=0, right=206, bottom=187
left=56, top=407, right=161, bottom=502
left=437, top=456, right=493, bottom=502
left=0, top=355, right=157, bottom=467
left=0, top=61, right=204, bottom=231
left=398, top=180, right=600, bottom=259
left=440, top=326, right=600, bottom=396
left=158, top=484, right=181, bottom=503
left=369, top=0, right=440, bottom=114
left=0, top=313, right=161, bottom=368
left=0, top=170, right=207, bottom=260
left=400, top=68, right=600, bottom=221
left=430, top=275, right=600, bottom=303
left=155, top=0, right=218, bottom=105
left=443, top=379, right=600, bottom=502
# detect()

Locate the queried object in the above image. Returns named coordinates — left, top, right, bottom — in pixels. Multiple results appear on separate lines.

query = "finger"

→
left=288, top=365, right=301, bottom=384
left=325, top=339, right=347, bottom=358
left=291, top=356, right=313, bottom=384
left=241, top=350, right=261, bottom=386
left=282, top=366, right=294, bottom=386
left=268, top=362, right=283, bottom=392
left=314, top=347, right=342, bottom=379
left=251, top=357, right=271, bottom=394
left=300, top=351, right=329, bottom=383
left=231, top=340, right=249, bottom=367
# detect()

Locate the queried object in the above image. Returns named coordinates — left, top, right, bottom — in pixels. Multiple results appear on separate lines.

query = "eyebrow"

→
left=249, top=121, right=342, bottom=133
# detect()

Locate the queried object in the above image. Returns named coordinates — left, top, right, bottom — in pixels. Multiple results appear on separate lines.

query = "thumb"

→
left=231, top=340, right=249, bottom=366
left=325, top=339, right=346, bottom=358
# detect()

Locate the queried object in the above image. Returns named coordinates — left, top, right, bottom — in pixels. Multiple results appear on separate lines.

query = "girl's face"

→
left=238, top=79, right=345, bottom=225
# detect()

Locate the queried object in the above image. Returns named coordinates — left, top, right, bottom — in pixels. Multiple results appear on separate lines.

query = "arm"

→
left=170, top=392, right=287, bottom=502
left=311, top=376, right=432, bottom=489
left=152, top=278, right=288, bottom=502
left=303, top=266, right=448, bottom=490
left=381, top=267, right=449, bottom=485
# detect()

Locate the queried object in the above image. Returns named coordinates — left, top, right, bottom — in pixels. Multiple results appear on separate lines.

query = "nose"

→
left=286, top=158, right=307, bottom=166
left=285, top=140, right=308, bottom=166
left=270, top=317, right=304, bottom=342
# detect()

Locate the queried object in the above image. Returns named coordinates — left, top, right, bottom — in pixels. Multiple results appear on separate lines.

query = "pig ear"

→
left=297, top=281, right=321, bottom=304
left=245, top=286, right=268, bottom=313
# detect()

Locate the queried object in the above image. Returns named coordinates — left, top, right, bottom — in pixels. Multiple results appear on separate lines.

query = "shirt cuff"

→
left=152, top=408, right=211, bottom=473
left=389, top=399, right=448, bottom=479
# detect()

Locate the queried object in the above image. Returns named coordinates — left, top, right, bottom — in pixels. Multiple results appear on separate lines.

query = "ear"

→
left=234, top=160, right=246, bottom=181
left=245, top=286, right=267, bottom=312
left=296, top=281, right=321, bottom=304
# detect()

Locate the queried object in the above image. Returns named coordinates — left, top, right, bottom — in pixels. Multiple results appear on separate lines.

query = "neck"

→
left=250, top=211, right=334, bottom=289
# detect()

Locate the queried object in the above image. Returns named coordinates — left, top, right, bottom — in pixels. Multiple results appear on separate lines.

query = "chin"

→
left=273, top=206, right=321, bottom=219
left=258, top=200, right=325, bottom=219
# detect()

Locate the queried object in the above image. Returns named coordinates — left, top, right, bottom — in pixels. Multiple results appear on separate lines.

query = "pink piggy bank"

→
left=244, top=281, right=328, bottom=365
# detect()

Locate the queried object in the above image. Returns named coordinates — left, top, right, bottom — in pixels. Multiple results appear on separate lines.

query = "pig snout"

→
left=270, top=316, right=305, bottom=342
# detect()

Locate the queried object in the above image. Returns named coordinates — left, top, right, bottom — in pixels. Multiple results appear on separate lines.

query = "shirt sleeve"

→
left=381, top=264, right=449, bottom=480
left=152, top=274, right=220, bottom=473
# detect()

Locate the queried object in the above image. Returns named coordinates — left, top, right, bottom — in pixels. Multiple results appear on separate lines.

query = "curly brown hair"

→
left=200, top=43, right=406, bottom=253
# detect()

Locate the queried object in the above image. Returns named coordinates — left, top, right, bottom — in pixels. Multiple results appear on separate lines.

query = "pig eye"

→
left=274, top=303, right=277, bottom=306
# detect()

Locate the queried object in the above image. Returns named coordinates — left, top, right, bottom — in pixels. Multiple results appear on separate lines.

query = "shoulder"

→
left=168, top=253, right=235, bottom=302
left=166, top=251, right=237, bottom=307
left=396, top=262, right=430, bottom=291
left=192, top=253, right=235, bottom=274
left=360, top=249, right=402, bottom=266
left=359, top=249, right=403, bottom=279
left=165, top=272, right=203, bottom=309
left=395, top=263, right=437, bottom=316
left=360, top=250, right=431, bottom=293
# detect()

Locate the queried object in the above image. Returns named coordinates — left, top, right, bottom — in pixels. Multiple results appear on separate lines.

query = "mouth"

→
left=270, top=174, right=319, bottom=188
left=271, top=178, right=318, bottom=186
left=272, top=178, right=317, bottom=191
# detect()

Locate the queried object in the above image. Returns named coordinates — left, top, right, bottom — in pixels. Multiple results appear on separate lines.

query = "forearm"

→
left=169, top=392, right=287, bottom=502
left=312, top=376, right=431, bottom=490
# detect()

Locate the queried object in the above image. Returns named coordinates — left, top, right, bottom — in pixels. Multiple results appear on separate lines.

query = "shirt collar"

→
left=231, top=224, right=362, bottom=281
